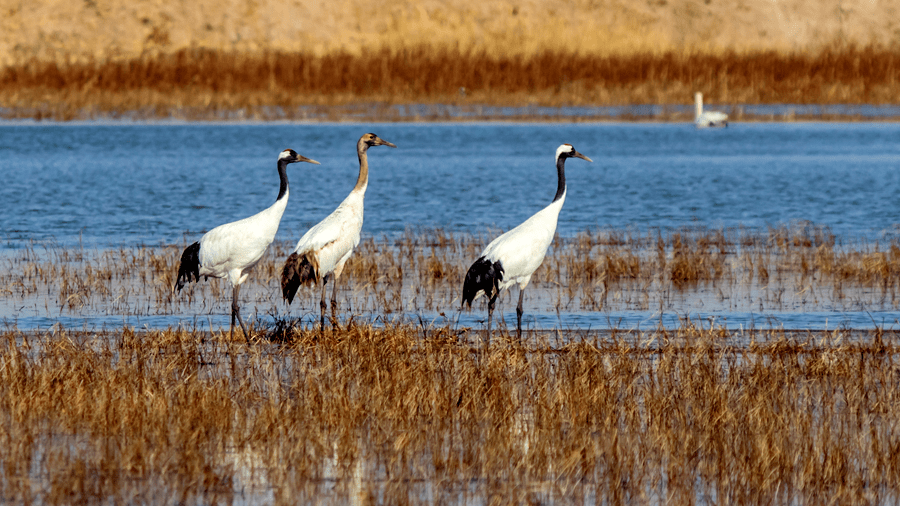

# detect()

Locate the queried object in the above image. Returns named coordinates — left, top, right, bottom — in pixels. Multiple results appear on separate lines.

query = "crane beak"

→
left=573, top=150, right=593, bottom=162
left=375, top=137, right=397, bottom=148
left=298, top=155, right=321, bottom=165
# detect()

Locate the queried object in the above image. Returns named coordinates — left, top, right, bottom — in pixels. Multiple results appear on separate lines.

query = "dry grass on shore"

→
left=1, top=322, right=900, bottom=504
left=1, top=45, right=898, bottom=121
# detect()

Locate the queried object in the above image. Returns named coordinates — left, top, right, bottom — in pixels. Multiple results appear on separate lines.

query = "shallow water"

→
left=2, top=121, right=900, bottom=331
left=7, top=310, right=900, bottom=334
left=3, top=121, right=900, bottom=247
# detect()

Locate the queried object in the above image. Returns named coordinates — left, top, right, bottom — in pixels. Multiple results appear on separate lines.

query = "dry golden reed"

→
left=5, top=226, right=900, bottom=323
left=2, top=323, right=900, bottom=504
left=1, top=44, right=898, bottom=120
left=5, top=227, right=900, bottom=502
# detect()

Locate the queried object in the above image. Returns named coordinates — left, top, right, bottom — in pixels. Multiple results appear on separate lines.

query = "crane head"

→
left=556, top=144, right=593, bottom=163
left=360, top=133, right=398, bottom=149
left=279, top=149, right=321, bottom=165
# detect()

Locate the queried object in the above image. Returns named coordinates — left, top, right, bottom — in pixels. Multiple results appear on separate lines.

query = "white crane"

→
left=695, top=92, right=729, bottom=128
left=281, top=133, right=397, bottom=330
left=462, top=144, right=592, bottom=343
left=174, top=148, right=320, bottom=342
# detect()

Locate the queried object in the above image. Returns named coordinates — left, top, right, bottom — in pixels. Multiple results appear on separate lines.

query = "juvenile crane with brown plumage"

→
left=281, top=133, right=396, bottom=330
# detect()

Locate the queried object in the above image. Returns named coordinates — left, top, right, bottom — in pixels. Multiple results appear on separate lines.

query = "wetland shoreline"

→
left=3, top=2, right=900, bottom=501
left=3, top=45, right=899, bottom=122
left=5, top=226, right=900, bottom=332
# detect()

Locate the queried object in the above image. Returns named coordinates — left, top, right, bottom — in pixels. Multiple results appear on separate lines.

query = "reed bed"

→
left=3, top=226, right=900, bottom=329
left=4, top=226, right=900, bottom=502
left=1, top=322, right=900, bottom=504
left=1, top=45, right=898, bottom=121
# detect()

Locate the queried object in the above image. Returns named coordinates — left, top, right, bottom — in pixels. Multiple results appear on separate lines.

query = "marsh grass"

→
left=5, top=226, right=900, bottom=502
left=1, top=45, right=898, bottom=121
left=4, top=226, right=900, bottom=327
left=2, top=322, right=900, bottom=503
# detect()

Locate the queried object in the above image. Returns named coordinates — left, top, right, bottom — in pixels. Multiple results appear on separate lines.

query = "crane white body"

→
left=462, top=144, right=592, bottom=342
left=695, top=92, right=728, bottom=128
left=476, top=192, right=564, bottom=296
left=174, top=149, right=320, bottom=342
left=197, top=197, right=290, bottom=287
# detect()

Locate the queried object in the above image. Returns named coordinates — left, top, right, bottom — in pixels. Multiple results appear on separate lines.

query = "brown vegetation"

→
left=4, top=226, right=900, bottom=323
left=2, top=322, right=900, bottom=503
left=4, top=226, right=900, bottom=501
left=4, top=0, right=898, bottom=64
left=1, top=45, right=898, bottom=121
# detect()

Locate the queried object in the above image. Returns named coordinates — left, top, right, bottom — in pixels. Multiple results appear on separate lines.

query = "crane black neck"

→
left=552, top=155, right=567, bottom=203
left=276, top=159, right=290, bottom=201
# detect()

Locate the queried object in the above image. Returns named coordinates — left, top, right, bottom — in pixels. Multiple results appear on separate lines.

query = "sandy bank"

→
left=2, top=0, right=898, bottom=65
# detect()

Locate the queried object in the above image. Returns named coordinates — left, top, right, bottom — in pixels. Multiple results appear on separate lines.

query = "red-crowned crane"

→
left=462, top=143, right=592, bottom=344
left=174, top=148, right=320, bottom=343
left=281, top=133, right=397, bottom=330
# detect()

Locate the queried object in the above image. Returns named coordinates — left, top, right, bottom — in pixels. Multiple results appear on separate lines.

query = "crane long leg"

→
left=486, top=293, right=497, bottom=348
left=331, top=275, right=339, bottom=324
left=516, top=288, right=525, bottom=340
left=232, top=285, right=251, bottom=345
left=319, top=275, right=329, bottom=333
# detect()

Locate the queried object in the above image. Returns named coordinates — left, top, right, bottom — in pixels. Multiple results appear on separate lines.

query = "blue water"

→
left=8, top=310, right=900, bottom=335
left=2, top=121, right=900, bottom=248
left=3, top=121, right=900, bottom=332
left=391, top=103, right=900, bottom=120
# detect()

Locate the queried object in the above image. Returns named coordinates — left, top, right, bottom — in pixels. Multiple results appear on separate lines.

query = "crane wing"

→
left=292, top=194, right=363, bottom=276
left=295, top=206, right=357, bottom=253
left=481, top=205, right=560, bottom=281
left=197, top=220, right=273, bottom=278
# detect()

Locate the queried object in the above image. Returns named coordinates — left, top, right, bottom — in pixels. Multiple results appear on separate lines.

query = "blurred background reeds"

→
left=1, top=0, right=899, bottom=120
left=1, top=45, right=898, bottom=120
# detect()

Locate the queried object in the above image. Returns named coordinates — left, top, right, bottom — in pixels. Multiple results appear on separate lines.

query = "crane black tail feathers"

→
left=462, top=257, right=504, bottom=308
left=174, top=242, right=201, bottom=293
left=281, top=252, right=318, bottom=304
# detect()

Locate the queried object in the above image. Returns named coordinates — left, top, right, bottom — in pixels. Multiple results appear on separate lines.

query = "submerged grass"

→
left=1, top=45, right=898, bottom=121
left=4, top=226, right=900, bottom=502
left=4, top=225, right=900, bottom=323
left=1, top=323, right=900, bottom=503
